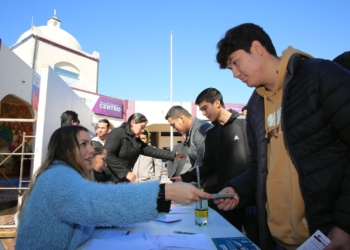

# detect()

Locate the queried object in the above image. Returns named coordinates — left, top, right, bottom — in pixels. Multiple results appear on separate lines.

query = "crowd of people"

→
left=16, top=22, right=350, bottom=250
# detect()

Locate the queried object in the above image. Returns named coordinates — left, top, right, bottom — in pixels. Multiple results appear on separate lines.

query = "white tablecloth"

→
left=77, top=203, right=246, bottom=249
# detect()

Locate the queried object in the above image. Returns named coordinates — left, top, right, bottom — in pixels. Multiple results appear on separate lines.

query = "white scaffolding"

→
left=0, top=118, right=35, bottom=229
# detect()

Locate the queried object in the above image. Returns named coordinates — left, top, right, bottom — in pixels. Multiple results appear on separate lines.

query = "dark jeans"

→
left=204, top=185, right=260, bottom=247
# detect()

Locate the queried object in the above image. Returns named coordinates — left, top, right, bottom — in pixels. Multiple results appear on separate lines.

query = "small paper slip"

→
left=153, top=233, right=213, bottom=250
left=99, top=230, right=130, bottom=238
left=212, top=193, right=237, bottom=199
left=297, top=230, right=330, bottom=250
left=87, top=232, right=153, bottom=250
left=212, top=237, right=259, bottom=250
left=169, top=208, right=190, bottom=214
left=157, top=215, right=181, bottom=223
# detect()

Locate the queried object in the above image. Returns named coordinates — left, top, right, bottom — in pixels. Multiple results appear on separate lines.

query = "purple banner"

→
left=225, top=103, right=246, bottom=114
left=92, top=96, right=123, bottom=118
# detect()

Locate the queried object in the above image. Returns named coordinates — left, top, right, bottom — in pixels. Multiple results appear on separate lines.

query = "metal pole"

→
left=170, top=31, right=173, bottom=150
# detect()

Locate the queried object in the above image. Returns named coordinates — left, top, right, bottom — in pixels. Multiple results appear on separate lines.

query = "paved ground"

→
left=0, top=190, right=19, bottom=250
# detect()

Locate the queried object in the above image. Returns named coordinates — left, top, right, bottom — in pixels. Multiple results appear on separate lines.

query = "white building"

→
left=0, top=41, right=98, bottom=175
left=10, top=14, right=100, bottom=93
left=6, top=14, right=246, bottom=151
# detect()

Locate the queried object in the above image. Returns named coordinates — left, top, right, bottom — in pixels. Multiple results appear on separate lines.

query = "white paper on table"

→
left=297, top=230, right=331, bottom=250
left=168, top=208, right=190, bottom=214
left=86, top=232, right=154, bottom=250
left=152, top=233, right=213, bottom=250
left=156, top=215, right=182, bottom=223
left=99, top=230, right=130, bottom=238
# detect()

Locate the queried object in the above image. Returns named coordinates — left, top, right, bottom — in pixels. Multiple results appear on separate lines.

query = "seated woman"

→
left=16, top=126, right=212, bottom=249
left=91, top=141, right=111, bottom=182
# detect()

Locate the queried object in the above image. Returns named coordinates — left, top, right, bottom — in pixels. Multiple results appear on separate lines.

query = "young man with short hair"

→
left=214, top=23, right=350, bottom=249
left=92, top=119, right=110, bottom=145
left=241, top=106, right=248, bottom=116
left=172, top=88, right=259, bottom=246
left=60, top=110, right=80, bottom=127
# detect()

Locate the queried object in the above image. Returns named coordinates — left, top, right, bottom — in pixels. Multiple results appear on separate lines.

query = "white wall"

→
left=12, top=37, right=99, bottom=93
left=0, top=42, right=34, bottom=105
left=134, top=101, right=193, bottom=125
left=33, top=66, right=98, bottom=174
left=9, top=37, right=35, bottom=69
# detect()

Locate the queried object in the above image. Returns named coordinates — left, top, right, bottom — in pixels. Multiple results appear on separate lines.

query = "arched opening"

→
left=54, top=62, right=80, bottom=88
left=0, top=94, right=34, bottom=176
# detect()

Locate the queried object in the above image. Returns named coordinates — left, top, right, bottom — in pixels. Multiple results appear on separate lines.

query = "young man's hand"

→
left=213, top=187, right=240, bottom=211
left=170, top=176, right=183, bottom=182
left=324, top=226, right=350, bottom=250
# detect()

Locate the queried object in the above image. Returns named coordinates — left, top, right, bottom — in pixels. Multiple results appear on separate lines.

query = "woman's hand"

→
left=126, top=172, right=136, bottom=182
left=213, top=187, right=240, bottom=211
left=164, top=182, right=212, bottom=205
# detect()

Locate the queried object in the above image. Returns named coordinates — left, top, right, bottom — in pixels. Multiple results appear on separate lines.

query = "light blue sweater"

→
left=16, top=162, right=160, bottom=249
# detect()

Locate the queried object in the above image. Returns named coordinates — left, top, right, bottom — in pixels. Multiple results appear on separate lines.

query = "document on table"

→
left=152, top=233, right=213, bottom=250
left=297, top=230, right=330, bottom=250
left=99, top=230, right=130, bottom=238
left=168, top=208, right=190, bottom=214
left=85, top=232, right=154, bottom=250
left=84, top=232, right=213, bottom=250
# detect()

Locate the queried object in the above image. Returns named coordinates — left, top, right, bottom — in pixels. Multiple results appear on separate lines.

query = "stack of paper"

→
left=153, top=234, right=213, bottom=250
left=87, top=232, right=153, bottom=250
left=84, top=231, right=213, bottom=250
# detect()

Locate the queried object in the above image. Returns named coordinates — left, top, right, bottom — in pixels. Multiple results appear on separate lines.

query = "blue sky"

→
left=1, top=1, right=349, bottom=104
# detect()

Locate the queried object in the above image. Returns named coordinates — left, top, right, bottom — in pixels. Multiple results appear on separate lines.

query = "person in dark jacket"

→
left=91, top=141, right=111, bottom=183
left=333, top=51, right=350, bottom=71
left=214, top=23, right=350, bottom=249
left=172, top=88, right=259, bottom=246
left=105, top=113, right=185, bottom=183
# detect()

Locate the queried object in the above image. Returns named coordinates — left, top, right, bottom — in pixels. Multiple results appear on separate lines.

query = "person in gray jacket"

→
left=165, top=106, right=212, bottom=184
left=167, top=134, right=192, bottom=178
left=133, top=130, right=162, bottom=183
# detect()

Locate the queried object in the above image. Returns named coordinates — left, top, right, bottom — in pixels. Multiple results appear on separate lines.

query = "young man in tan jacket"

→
left=214, top=23, right=350, bottom=250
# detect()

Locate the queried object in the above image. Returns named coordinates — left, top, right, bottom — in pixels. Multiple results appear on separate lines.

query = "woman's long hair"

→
left=119, top=113, right=147, bottom=136
left=20, top=126, right=93, bottom=212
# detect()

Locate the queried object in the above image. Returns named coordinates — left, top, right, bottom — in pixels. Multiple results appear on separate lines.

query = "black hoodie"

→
left=181, top=110, right=249, bottom=190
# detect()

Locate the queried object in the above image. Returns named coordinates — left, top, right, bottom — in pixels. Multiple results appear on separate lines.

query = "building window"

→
left=54, top=67, right=79, bottom=79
